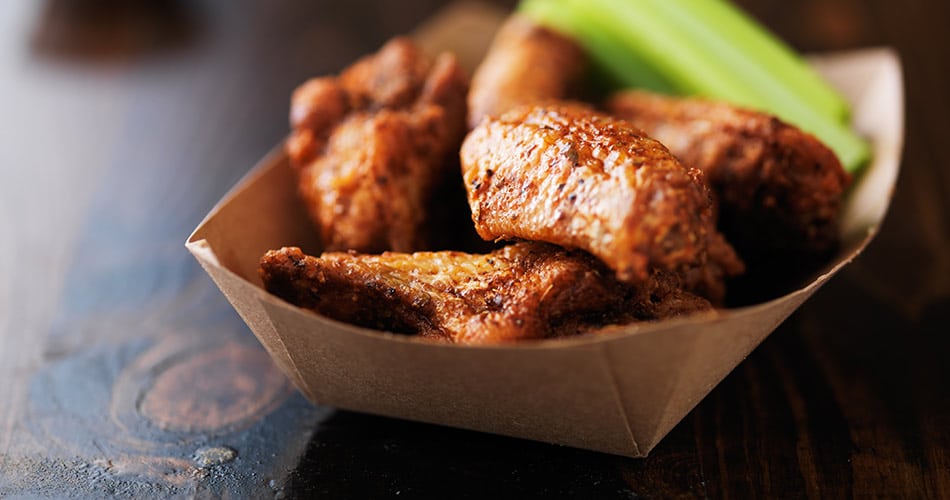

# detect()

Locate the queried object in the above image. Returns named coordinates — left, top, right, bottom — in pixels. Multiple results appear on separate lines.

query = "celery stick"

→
left=589, top=0, right=826, bottom=119
left=654, top=0, right=851, bottom=122
left=518, top=0, right=870, bottom=171
left=521, top=0, right=674, bottom=92
left=639, top=0, right=868, bottom=166
left=583, top=0, right=753, bottom=101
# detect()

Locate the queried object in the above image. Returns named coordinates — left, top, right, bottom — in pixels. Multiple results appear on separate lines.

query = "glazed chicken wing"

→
left=460, top=103, right=743, bottom=289
left=286, top=38, right=468, bottom=253
left=467, top=14, right=586, bottom=129
left=607, top=90, right=851, bottom=258
left=260, top=243, right=712, bottom=345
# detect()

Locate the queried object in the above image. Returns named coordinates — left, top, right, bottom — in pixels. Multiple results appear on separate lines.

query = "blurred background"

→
left=0, top=0, right=947, bottom=497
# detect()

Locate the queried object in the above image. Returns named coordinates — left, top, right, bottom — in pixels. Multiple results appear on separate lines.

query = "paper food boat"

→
left=186, top=3, right=903, bottom=457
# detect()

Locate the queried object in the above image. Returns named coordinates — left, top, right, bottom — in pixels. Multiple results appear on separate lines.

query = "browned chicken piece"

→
left=628, top=269, right=716, bottom=322
left=467, top=14, right=587, bottom=129
left=285, top=37, right=468, bottom=253
left=259, top=243, right=712, bottom=345
left=460, top=102, right=743, bottom=290
left=607, top=90, right=852, bottom=258
left=670, top=230, right=745, bottom=305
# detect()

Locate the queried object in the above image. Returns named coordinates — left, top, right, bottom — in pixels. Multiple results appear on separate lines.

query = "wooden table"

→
left=1, top=0, right=947, bottom=497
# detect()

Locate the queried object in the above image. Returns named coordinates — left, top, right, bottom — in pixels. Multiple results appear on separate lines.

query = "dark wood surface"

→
left=1, top=0, right=948, bottom=497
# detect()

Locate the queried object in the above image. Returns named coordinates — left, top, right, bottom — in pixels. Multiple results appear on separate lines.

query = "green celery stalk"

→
left=585, top=0, right=751, bottom=100
left=518, top=0, right=870, bottom=171
left=521, top=0, right=674, bottom=93
left=652, top=0, right=851, bottom=122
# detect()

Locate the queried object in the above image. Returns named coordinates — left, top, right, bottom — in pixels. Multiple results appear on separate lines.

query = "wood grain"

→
left=1, top=0, right=948, bottom=497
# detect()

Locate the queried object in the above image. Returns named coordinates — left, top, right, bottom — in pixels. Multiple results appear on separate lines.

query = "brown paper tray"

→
left=186, top=4, right=903, bottom=457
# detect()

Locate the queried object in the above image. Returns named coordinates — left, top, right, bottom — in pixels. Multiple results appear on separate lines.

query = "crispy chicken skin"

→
left=607, top=90, right=851, bottom=257
left=260, top=244, right=712, bottom=344
left=467, top=14, right=586, bottom=129
left=286, top=38, right=468, bottom=253
left=460, top=103, right=742, bottom=288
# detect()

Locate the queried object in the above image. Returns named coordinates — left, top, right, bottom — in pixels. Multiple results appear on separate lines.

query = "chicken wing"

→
left=467, top=14, right=587, bottom=129
left=286, top=37, right=468, bottom=253
left=259, top=243, right=712, bottom=345
left=607, top=90, right=851, bottom=258
left=460, top=103, right=742, bottom=289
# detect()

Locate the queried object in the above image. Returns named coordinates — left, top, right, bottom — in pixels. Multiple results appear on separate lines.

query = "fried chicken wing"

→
left=607, top=90, right=851, bottom=258
left=460, top=103, right=742, bottom=288
left=259, top=243, right=712, bottom=345
left=286, top=38, right=468, bottom=253
left=467, top=14, right=586, bottom=129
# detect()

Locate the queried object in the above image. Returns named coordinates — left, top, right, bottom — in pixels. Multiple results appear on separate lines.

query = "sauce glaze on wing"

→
left=460, top=102, right=742, bottom=287
left=607, top=90, right=851, bottom=258
left=286, top=37, right=468, bottom=253
left=467, top=14, right=587, bottom=129
left=259, top=243, right=712, bottom=345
